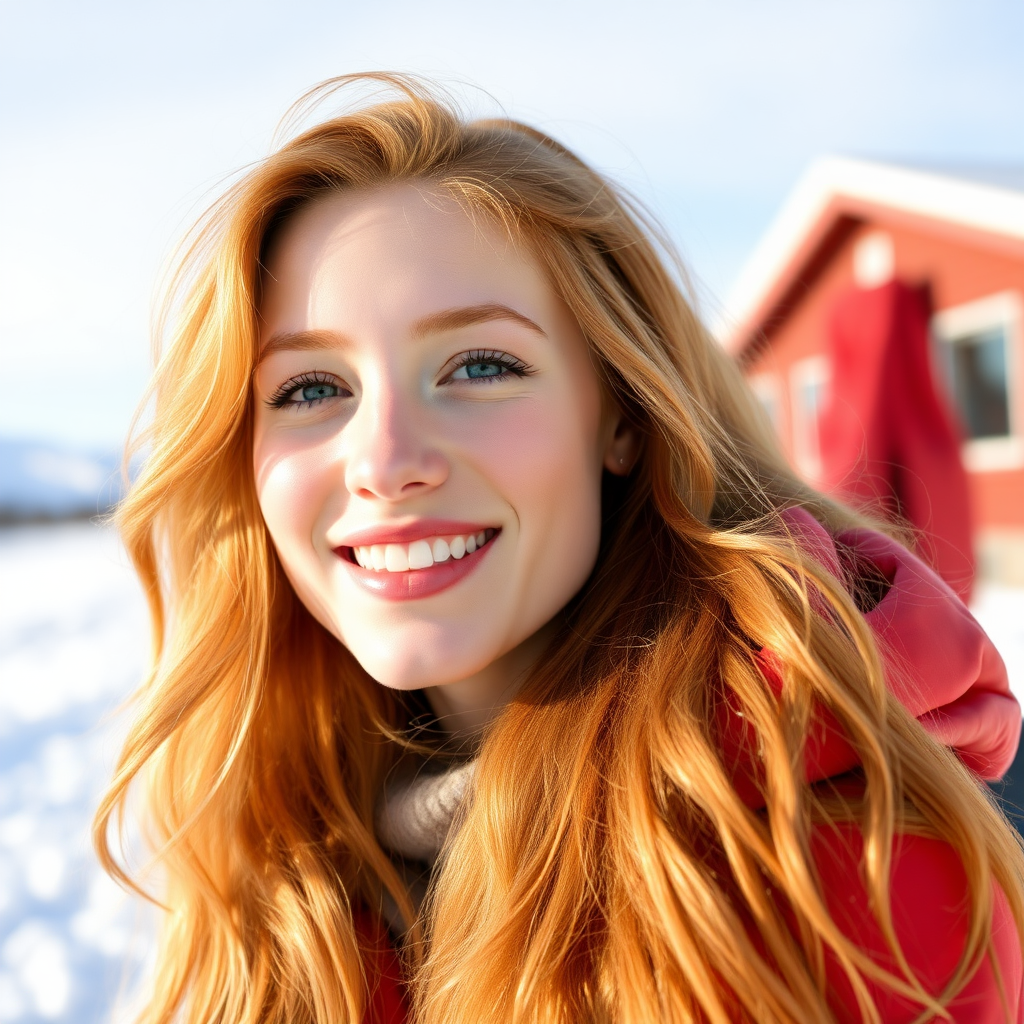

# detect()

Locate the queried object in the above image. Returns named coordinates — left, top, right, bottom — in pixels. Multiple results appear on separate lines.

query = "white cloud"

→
left=1, top=922, right=72, bottom=1020
left=25, top=847, right=66, bottom=902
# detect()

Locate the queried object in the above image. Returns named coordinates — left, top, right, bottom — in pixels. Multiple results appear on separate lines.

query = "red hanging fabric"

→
left=818, top=280, right=975, bottom=601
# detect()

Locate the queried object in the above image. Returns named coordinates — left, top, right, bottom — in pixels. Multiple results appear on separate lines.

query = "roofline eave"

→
left=720, top=157, right=1024, bottom=357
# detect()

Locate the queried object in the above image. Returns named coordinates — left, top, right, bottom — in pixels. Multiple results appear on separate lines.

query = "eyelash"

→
left=266, top=371, right=343, bottom=409
left=442, top=349, right=535, bottom=383
left=265, top=351, right=535, bottom=409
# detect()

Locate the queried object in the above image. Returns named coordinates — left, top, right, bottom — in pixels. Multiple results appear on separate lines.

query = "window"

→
left=790, top=356, right=831, bottom=482
left=939, top=326, right=1009, bottom=439
left=932, top=291, right=1022, bottom=472
left=748, top=372, right=782, bottom=437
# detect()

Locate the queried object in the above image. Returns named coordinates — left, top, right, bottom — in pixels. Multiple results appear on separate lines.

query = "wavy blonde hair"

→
left=96, top=73, right=1024, bottom=1024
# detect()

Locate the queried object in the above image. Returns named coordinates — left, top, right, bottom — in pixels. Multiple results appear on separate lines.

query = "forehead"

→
left=258, top=184, right=555, bottom=337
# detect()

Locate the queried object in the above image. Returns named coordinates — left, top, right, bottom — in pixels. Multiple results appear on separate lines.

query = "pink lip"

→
left=335, top=518, right=495, bottom=548
left=334, top=530, right=499, bottom=602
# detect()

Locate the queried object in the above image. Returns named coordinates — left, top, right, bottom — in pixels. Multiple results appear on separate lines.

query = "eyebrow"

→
left=258, top=302, right=546, bottom=363
left=258, top=329, right=345, bottom=363
left=411, top=303, right=547, bottom=339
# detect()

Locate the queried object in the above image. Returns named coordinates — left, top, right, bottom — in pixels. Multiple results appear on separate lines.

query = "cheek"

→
left=468, top=391, right=597, bottom=469
left=467, top=390, right=604, bottom=577
left=253, top=434, right=348, bottom=636
left=253, top=432, right=338, bottom=561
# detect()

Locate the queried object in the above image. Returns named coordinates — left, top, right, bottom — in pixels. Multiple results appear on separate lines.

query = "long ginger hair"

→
left=96, top=73, right=1024, bottom=1024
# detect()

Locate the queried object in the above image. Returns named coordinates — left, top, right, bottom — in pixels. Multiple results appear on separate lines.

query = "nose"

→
left=343, top=385, right=449, bottom=501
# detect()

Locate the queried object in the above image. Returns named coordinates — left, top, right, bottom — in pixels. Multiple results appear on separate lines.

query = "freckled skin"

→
left=252, top=184, right=635, bottom=737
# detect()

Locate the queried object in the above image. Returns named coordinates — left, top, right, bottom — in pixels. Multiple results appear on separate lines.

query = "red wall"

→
left=743, top=214, right=1024, bottom=530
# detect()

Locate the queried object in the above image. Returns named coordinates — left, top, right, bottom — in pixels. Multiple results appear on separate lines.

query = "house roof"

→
left=721, top=158, right=1024, bottom=357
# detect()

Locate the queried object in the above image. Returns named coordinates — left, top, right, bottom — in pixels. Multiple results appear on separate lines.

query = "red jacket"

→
left=361, top=509, right=1022, bottom=1023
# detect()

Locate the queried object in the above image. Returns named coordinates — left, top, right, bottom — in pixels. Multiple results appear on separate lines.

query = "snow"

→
left=0, top=523, right=152, bottom=1024
left=972, top=583, right=1024, bottom=706
left=0, top=521, right=1022, bottom=1023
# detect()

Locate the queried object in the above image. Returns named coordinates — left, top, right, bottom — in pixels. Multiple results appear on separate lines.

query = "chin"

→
left=341, top=632, right=495, bottom=693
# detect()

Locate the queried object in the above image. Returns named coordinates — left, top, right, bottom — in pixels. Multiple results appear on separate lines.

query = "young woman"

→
left=96, top=74, right=1024, bottom=1024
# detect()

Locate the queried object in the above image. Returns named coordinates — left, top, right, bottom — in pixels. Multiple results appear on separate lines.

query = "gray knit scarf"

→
left=373, top=759, right=476, bottom=935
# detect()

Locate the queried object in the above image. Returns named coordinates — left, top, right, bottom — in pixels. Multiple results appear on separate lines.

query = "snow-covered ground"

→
left=0, top=523, right=152, bottom=1024
left=972, top=582, right=1024, bottom=705
left=0, top=522, right=1022, bottom=1023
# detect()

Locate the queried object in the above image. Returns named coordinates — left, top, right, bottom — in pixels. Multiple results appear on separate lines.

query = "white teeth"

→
left=352, top=531, right=493, bottom=571
left=408, top=539, right=433, bottom=570
left=384, top=544, right=410, bottom=572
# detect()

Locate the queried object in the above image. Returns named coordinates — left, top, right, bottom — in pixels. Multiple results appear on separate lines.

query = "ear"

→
left=602, top=410, right=641, bottom=476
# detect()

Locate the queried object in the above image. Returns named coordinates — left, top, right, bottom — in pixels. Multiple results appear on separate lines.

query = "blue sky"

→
left=1, top=0, right=1022, bottom=448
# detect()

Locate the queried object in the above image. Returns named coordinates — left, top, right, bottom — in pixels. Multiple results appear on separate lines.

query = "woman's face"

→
left=253, top=184, right=630, bottom=698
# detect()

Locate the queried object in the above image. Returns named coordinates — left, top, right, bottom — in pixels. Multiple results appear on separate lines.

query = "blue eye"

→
left=267, top=373, right=348, bottom=409
left=446, top=350, right=534, bottom=383
left=295, top=383, right=339, bottom=401
left=465, top=361, right=505, bottom=378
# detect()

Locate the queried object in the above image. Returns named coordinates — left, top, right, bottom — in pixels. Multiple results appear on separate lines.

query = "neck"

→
left=422, top=618, right=558, bottom=744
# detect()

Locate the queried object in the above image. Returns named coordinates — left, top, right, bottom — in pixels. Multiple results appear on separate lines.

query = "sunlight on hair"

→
left=94, top=73, right=1024, bottom=1024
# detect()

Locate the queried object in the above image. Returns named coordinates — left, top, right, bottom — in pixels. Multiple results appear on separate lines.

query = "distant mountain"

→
left=0, top=438, right=125, bottom=522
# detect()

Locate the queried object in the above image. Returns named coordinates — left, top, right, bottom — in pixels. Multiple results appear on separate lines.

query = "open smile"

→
left=348, top=528, right=497, bottom=572
left=334, top=527, right=500, bottom=601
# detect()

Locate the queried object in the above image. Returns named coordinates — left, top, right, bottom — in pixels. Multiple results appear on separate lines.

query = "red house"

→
left=724, top=159, right=1024, bottom=589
